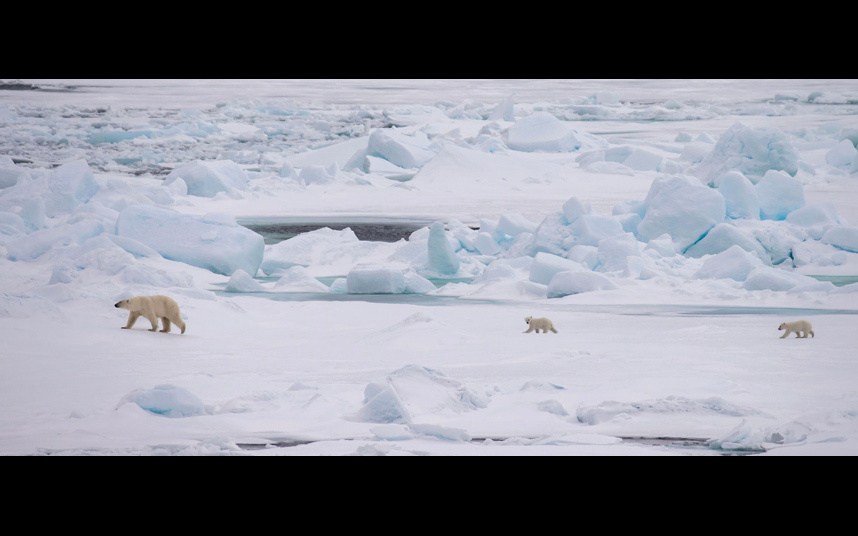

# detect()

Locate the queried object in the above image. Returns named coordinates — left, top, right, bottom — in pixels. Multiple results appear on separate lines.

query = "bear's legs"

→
left=780, top=330, right=790, bottom=339
left=524, top=326, right=534, bottom=333
left=123, top=311, right=141, bottom=329
left=174, top=317, right=186, bottom=334
left=160, top=317, right=171, bottom=333
left=145, top=314, right=159, bottom=332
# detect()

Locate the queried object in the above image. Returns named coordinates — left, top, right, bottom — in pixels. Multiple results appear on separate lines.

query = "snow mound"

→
left=576, top=396, right=759, bottom=425
left=496, top=213, right=538, bottom=238
left=636, top=175, right=725, bottom=250
left=273, top=266, right=329, bottom=292
left=743, top=266, right=818, bottom=291
left=6, top=220, right=104, bottom=261
left=225, top=269, right=266, bottom=292
left=695, top=123, right=799, bottom=185
left=506, top=112, right=580, bottom=152
left=756, top=170, right=805, bottom=221
left=115, top=205, right=264, bottom=276
left=693, top=245, right=764, bottom=281
left=562, top=197, right=591, bottom=223
left=547, top=270, right=617, bottom=298
left=355, top=365, right=486, bottom=424
left=164, top=160, right=248, bottom=197
left=716, top=171, right=760, bottom=220
left=0, top=161, right=29, bottom=189
left=119, top=384, right=207, bottom=418
left=597, top=233, right=643, bottom=273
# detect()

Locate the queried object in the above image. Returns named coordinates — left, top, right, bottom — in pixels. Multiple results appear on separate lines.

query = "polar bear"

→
left=115, top=295, right=186, bottom=334
left=524, top=316, right=557, bottom=334
left=778, top=320, right=814, bottom=339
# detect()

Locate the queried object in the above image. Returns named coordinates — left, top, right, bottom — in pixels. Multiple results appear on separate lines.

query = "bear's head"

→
left=778, top=322, right=786, bottom=331
left=525, top=316, right=532, bottom=325
left=115, top=299, right=130, bottom=309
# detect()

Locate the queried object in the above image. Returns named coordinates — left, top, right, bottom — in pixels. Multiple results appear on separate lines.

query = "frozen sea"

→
left=1, top=79, right=857, bottom=455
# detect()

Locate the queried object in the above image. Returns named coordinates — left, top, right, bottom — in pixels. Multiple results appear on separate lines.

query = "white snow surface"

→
left=1, top=79, right=858, bottom=456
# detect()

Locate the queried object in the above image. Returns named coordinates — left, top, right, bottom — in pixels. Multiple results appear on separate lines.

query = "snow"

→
left=116, top=205, right=264, bottom=276
left=2, top=79, right=858, bottom=456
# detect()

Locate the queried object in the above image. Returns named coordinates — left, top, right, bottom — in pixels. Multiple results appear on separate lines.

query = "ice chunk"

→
left=693, top=245, right=764, bottom=281
left=644, top=234, right=676, bottom=257
left=6, top=220, right=104, bottom=261
left=716, top=171, right=760, bottom=220
left=567, top=245, right=599, bottom=269
left=261, top=227, right=359, bottom=275
left=115, top=205, right=264, bottom=276
left=0, top=161, right=28, bottom=189
left=786, top=204, right=841, bottom=239
left=506, top=112, right=580, bottom=152
left=529, top=252, right=585, bottom=285
left=367, top=129, right=435, bottom=169
left=489, top=95, right=515, bottom=121
left=826, top=139, right=857, bottom=167
left=106, top=234, right=161, bottom=259
left=562, top=197, right=591, bottom=223
left=529, top=212, right=569, bottom=256
left=792, top=241, right=848, bottom=268
left=347, top=264, right=406, bottom=294
left=547, top=271, right=617, bottom=298
left=597, top=233, right=642, bottom=273
left=821, top=226, right=858, bottom=253
left=474, top=232, right=501, bottom=255
left=496, top=213, right=538, bottom=237
left=298, top=164, right=337, bottom=185
left=636, top=175, right=725, bottom=250
left=225, top=269, right=266, bottom=292
left=569, top=214, right=625, bottom=247
left=404, top=271, right=436, bottom=294
left=756, top=170, right=805, bottom=221
left=608, top=146, right=663, bottom=171
left=695, top=123, right=799, bottom=184
left=427, top=222, right=460, bottom=275
left=45, top=160, right=99, bottom=217
left=685, top=223, right=768, bottom=261
left=119, top=385, right=207, bottom=418
left=164, top=160, right=248, bottom=197
left=0, top=212, right=26, bottom=236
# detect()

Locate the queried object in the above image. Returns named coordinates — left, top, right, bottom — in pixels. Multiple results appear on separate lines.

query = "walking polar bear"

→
left=524, top=316, right=557, bottom=334
left=778, top=320, right=813, bottom=339
left=115, top=295, right=186, bottom=334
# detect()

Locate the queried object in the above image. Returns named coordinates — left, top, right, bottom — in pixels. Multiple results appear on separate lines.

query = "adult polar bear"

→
left=115, top=295, right=186, bottom=334
left=778, top=320, right=813, bottom=339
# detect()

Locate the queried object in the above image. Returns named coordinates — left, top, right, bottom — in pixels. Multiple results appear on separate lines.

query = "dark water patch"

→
left=620, top=436, right=762, bottom=456
left=238, top=217, right=444, bottom=244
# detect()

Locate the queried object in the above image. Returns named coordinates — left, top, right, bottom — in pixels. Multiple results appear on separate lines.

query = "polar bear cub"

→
left=778, top=320, right=813, bottom=339
left=115, top=295, right=186, bottom=334
left=524, top=316, right=557, bottom=334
